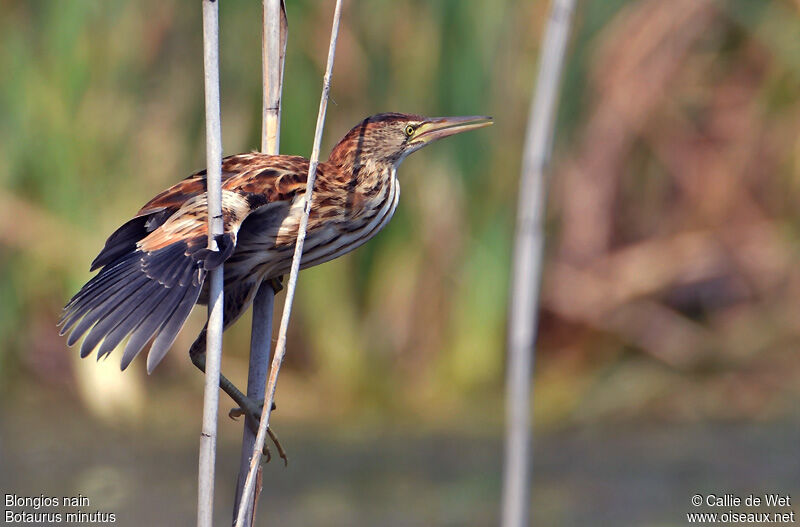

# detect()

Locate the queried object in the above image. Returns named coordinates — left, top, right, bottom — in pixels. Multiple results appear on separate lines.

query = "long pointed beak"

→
left=413, top=115, right=493, bottom=144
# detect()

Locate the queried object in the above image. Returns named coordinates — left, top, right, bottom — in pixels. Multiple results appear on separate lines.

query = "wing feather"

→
left=71, top=274, right=151, bottom=349
left=62, top=152, right=310, bottom=370
left=80, top=276, right=169, bottom=358
left=96, top=286, right=173, bottom=361
left=144, top=274, right=204, bottom=373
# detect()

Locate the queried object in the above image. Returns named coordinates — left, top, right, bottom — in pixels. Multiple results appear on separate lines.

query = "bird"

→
left=60, top=112, right=492, bottom=429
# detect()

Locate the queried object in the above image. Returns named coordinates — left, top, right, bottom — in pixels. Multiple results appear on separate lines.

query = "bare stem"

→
left=198, top=0, right=224, bottom=525
left=501, top=0, right=576, bottom=526
left=261, top=0, right=287, bottom=154
left=233, top=1, right=345, bottom=525
left=232, top=1, right=287, bottom=525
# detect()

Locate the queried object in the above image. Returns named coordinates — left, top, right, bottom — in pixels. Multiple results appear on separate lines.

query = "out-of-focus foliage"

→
left=1, top=0, right=800, bottom=429
left=540, top=0, right=800, bottom=426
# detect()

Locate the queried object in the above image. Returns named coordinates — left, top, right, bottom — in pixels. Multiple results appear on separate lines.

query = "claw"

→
left=268, top=276, right=284, bottom=293
left=268, top=427, right=288, bottom=466
left=229, top=400, right=276, bottom=421
left=234, top=398, right=288, bottom=465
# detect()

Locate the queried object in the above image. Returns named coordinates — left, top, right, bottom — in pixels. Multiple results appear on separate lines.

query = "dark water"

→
left=1, top=399, right=798, bottom=526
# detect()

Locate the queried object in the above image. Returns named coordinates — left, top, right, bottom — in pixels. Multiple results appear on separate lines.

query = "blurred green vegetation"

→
left=2, top=0, right=800, bottom=433
left=0, top=0, right=527, bottom=426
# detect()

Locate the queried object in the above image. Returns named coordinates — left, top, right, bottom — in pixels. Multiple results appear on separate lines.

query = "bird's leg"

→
left=189, top=328, right=287, bottom=464
left=221, top=274, right=284, bottom=418
left=227, top=274, right=287, bottom=462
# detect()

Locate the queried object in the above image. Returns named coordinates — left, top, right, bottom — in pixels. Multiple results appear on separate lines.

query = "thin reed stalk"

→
left=233, top=1, right=345, bottom=525
left=197, top=0, right=225, bottom=525
left=501, top=0, right=576, bottom=526
left=232, top=1, right=287, bottom=525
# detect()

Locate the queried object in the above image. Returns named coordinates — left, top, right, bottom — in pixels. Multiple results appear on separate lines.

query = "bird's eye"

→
left=404, top=125, right=415, bottom=137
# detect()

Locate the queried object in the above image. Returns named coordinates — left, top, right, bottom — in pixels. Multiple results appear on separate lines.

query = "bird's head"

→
left=328, top=113, right=493, bottom=170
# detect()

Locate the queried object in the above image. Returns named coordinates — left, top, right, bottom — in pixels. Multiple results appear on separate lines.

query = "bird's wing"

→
left=60, top=153, right=310, bottom=372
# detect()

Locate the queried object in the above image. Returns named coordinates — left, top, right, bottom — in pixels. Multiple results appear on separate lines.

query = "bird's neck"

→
left=319, top=158, right=395, bottom=201
left=327, top=149, right=397, bottom=193
left=327, top=133, right=399, bottom=175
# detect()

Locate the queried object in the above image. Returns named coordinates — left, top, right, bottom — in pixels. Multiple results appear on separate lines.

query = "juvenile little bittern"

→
left=60, top=113, right=492, bottom=426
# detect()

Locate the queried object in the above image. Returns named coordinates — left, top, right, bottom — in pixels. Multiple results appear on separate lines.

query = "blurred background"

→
left=1, top=0, right=800, bottom=525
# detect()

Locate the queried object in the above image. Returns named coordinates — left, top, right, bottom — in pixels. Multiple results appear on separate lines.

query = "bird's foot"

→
left=229, top=398, right=287, bottom=465
left=228, top=398, right=276, bottom=419
left=268, top=276, right=284, bottom=294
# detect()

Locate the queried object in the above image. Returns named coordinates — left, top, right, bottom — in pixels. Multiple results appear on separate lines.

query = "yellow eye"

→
left=404, top=125, right=415, bottom=137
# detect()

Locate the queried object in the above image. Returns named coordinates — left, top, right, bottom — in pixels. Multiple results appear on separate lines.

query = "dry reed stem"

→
left=232, top=1, right=287, bottom=525
left=233, top=1, right=344, bottom=525
left=197, top=0, right=224, bottom=525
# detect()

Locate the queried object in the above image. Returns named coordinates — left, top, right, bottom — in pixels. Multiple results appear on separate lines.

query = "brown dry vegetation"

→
left=540, top=0, right=800, bottom=424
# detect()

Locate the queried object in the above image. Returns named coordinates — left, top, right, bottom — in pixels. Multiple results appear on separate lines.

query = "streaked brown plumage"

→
left=60, top=112, right=492, bottom=418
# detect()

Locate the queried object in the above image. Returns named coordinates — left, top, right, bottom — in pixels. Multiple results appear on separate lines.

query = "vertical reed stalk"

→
left=198, top=0, right=225, bottom=525
left=501, top=1, right=576, bottom=526
left=232, top=1, right=287, bottom=525
left=233, top=1, right=345, bottom=525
